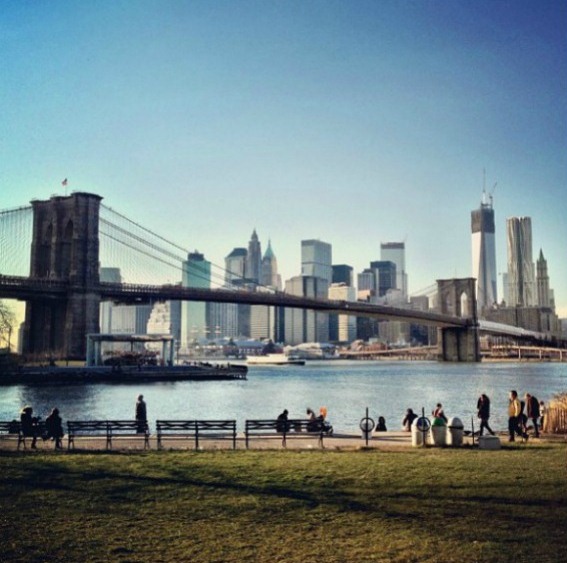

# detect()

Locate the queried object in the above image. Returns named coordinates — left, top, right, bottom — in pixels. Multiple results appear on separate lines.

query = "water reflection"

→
left=0, top=361, right=564, bottom=433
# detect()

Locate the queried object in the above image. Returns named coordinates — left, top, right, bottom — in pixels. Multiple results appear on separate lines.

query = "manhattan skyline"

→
left=2, top=1, right=566, bottom=315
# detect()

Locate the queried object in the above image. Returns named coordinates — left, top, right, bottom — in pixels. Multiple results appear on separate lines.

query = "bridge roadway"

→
left=0, top=274, right=469, bottom=328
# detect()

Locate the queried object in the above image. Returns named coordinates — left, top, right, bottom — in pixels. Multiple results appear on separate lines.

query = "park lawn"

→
left=1, top=444, right=566, bottom=563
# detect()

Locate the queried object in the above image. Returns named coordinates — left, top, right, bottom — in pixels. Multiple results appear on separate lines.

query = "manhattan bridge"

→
left=0, top=192, right=563, bottom=362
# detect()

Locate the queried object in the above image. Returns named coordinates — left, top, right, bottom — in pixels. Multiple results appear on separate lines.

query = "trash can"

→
left=411, top=416, right=431, bottom=447
left=447, top=417, right=464, bottom=447
left=430, top=417, right=447, bottom=447
left=359, top=416, right=375, bottom=441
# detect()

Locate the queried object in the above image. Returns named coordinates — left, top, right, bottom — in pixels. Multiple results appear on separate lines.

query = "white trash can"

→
left=411, top=417, right=431, bottom=447
left=430, top=417, right=447, bottom=447
left=447, top=417, right=464, bottom=447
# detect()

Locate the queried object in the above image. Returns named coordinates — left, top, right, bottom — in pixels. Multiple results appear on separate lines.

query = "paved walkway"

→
left=0, top=431, right=489, bottom=452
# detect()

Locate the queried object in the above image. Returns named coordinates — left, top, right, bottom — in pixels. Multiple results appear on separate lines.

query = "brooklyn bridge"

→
left=0, top=192, right=563, bottom=362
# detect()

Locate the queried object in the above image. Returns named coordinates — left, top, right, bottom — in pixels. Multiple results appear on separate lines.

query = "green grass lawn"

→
left=1, top=444, right=566, bottom=562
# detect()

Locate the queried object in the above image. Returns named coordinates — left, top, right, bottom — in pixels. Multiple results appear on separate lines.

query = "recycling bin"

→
left=447, top=417, right=464, bottom=447
left=430, top=416, right=447, bottom=446
left=411, top=416, right=431, bottom=447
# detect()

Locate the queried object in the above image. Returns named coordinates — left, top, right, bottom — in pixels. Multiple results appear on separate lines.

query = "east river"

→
left=1, top=360, right=565, bottom=434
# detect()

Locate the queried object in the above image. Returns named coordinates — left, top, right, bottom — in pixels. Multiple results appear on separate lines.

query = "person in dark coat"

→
left=20, top=406, right=38, bottom=449
left=476, top=394, right=495, bottom=436
left=402, top=408, right=418, bottom=431
left=276, top=409, right=289, bottom=433
left=135, top=394, right=148, bottom=434
left=45, top=407, right=64, bottom=449
left=525, top=393, right=541, bottom=438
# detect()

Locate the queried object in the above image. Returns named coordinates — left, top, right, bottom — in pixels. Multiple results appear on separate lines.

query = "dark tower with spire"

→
left=246, top=229, right=262, bottom=284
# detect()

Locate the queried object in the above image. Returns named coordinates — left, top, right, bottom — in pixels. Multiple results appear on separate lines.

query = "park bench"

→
left=244, top=419, right=328, bottom=448
left=0, top=420, right=47, bottom=449
left=156, top=420, right=237, bottom=450
left=67, top=420, right=149, bottom=450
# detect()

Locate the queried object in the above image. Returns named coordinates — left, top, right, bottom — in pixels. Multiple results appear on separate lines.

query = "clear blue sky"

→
left=2, top=1, right=566, bottom=313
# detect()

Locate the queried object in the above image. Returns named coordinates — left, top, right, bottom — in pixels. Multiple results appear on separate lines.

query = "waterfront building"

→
left=506, top=217, right=536, bottom=307
left=332, top=264, right=354, bottom=286
left=146, top=300, right=181, bottom=355
left=301, top=240, right=332, bottom=283
left=284, top=275, right=329, bottom=344
left=328, top=283, right=357, bottom=343
left=380, top=242, right=407, bottom=300
left=180, top=252, right=211, bottom=351
left=107, top=304, right=152, bottom=335
left=471, top=191, right=498, bottom=312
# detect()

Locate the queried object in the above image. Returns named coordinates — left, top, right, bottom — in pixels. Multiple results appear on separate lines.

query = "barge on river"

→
left=0, top=363, right=247, bottom=386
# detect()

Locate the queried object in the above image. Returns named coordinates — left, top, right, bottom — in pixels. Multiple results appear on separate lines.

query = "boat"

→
left=246, top=353, right=305, bottom=366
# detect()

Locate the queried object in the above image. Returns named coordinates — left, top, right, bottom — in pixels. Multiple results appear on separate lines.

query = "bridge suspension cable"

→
left=0, top=205, right=33, bottom=277
left=99, top=204, right=276, bottom=293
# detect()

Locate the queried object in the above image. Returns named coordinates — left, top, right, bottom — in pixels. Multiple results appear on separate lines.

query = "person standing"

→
left=525, top=393, right=541, bottom=438
left=135, top=394, right=147, bottom=434
left=508, top=390, right=527, bottom=442
left=476, top=394, right=495, bottom=436
left=276, top=409, right=289, bottom=433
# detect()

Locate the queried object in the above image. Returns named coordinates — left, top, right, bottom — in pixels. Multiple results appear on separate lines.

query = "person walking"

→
left=525, top=393, right=541, bottom=438
left=476, top=394, right=495, bottom=436
left=508, top=390, right=527, bottom=442
left=135, top=394, right=147, bottom=434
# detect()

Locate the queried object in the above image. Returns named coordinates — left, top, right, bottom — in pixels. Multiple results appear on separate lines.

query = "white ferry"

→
left=246, top=353, right=305, bottom=366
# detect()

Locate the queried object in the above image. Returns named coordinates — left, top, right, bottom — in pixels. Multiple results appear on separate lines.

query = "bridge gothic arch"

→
left=436, top=278, right=480, bottom=362
left=22, top=193, right=102, bottom=359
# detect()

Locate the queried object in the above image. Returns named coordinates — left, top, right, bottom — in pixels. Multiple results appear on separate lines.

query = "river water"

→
left=1, top=360, right=565, bottom=434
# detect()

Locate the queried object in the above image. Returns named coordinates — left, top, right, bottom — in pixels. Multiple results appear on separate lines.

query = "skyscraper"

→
left=536, top=249, right=551, bottom=308
left=260, top=239, right=282, bottom=290
left=471, top=192, right=498, bottom=311
left=301, top=240, right=332, bottom=283
left=246, top=229, right=261, bottom=284
left=180, top=251, right=211, bottom=349
left=506, top=216, right=536, bottom=307
left=370, top=260, right=397, bottom=297
left=328, top=283, right=356, bottom=343
left=380, top=242, right=407, bottom=299
left=332, top=264, right=354, bottom=286
left=284, top=275, right=329, bottom=344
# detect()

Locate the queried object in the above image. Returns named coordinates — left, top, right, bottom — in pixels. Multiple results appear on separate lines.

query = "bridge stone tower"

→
left=22, top=192, right=102, bottom=360
left=437, top=278, right=480, bottom=362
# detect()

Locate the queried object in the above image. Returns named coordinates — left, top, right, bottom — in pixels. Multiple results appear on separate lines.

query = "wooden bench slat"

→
left=67, top=420, right=149, bottom=450
left=156, top=419, right=236, bottom=450
left=244, top=419, right=326, bottom=448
